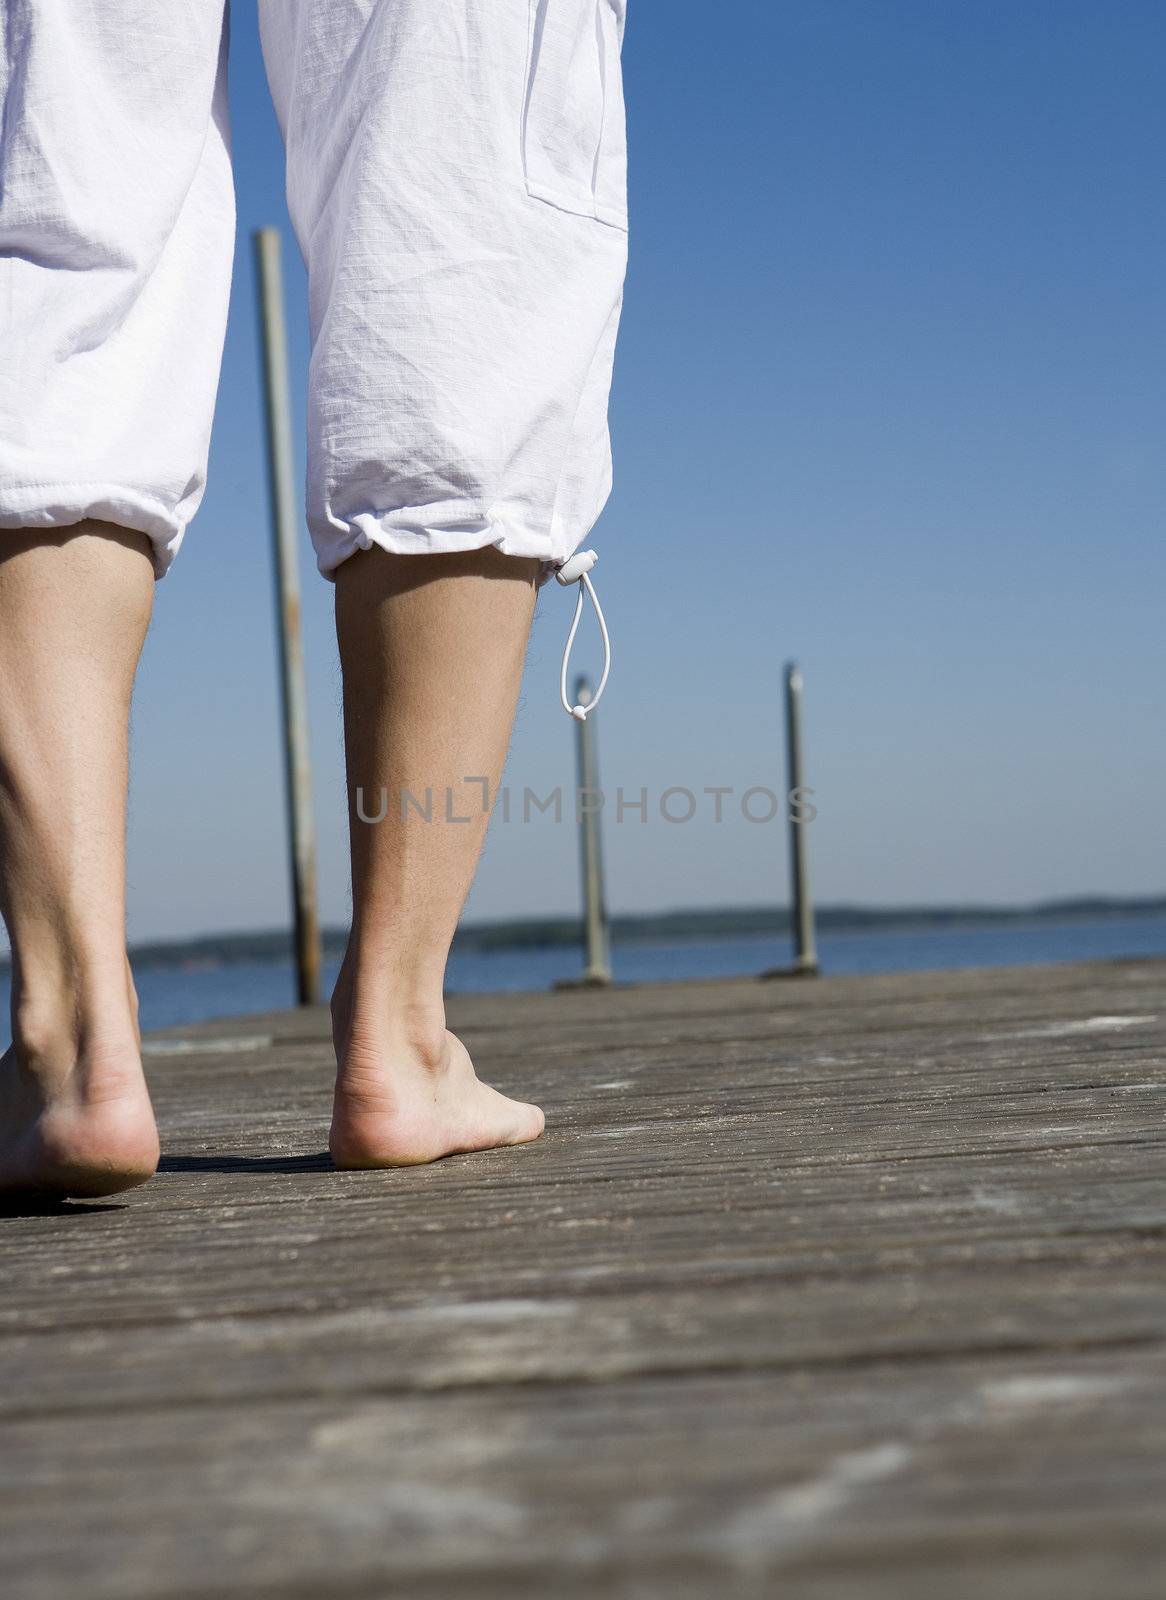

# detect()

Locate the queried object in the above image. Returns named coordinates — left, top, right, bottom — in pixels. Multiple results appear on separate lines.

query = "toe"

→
left=515, top=1101, right=545, bottom=1144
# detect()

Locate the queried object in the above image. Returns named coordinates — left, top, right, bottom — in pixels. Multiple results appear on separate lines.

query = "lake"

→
left=4, top=911, right=1161, bottom=1035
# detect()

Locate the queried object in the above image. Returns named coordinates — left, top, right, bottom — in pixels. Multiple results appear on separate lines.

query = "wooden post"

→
left=784, top=662, right=819, bottom=976
left=555, top=676, right=612, bottom=988
left=253, top=227, right=322, bottom=1007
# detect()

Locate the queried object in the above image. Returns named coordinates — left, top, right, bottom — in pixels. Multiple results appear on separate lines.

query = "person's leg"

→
left=261, top=0, right=629, bottom=1163
left=329, top=547, right=545, bottom=1166
left=0, top=6, right=234, bottom=1194
left=0, top=527, right=159, bottom=1196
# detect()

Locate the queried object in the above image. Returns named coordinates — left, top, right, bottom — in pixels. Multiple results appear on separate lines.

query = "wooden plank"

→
left=1, top=956, right=1164, bottom=1599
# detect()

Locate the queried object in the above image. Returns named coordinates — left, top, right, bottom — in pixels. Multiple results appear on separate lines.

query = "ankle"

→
left=11, top=961, right=140, bottom=1088
left=338, top=1006, right=448, bottom=1068
left=332, top=962, right=446, bottom=1058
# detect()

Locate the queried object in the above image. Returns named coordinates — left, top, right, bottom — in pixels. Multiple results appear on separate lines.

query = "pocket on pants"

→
left=522, top=0, right=628, bottom=231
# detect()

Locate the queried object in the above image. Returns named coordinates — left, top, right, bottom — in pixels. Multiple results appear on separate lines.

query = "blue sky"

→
left=122, top=0, right=1165, bottom=943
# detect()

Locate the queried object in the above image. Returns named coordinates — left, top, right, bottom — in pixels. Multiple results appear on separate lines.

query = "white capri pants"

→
left=0, top=1, right=628, bottom=579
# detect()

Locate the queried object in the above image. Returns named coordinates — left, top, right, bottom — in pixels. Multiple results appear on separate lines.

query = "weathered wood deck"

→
left=2, top=955, right=1165, bottom=1599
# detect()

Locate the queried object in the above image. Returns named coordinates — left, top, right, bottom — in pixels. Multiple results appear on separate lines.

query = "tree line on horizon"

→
left=5, top=894, right=1154, bottom=973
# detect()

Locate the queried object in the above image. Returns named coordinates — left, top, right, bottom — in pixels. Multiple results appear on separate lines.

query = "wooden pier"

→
left=3, top=955, right=1165, bottom=1598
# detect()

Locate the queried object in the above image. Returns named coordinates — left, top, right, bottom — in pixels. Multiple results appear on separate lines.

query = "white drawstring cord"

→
left=555, top=550, right=610, bottom=721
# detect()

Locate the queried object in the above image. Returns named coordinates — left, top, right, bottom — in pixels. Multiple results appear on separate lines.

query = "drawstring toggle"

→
left=555, top=550, right=611, bottom=721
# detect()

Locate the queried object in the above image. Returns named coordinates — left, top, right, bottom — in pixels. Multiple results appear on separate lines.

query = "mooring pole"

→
left=784, top=661, right=819, bottom=975
left=573, top=676, right=612, bottom=986
left=253, top=227, right=322, bottom=1007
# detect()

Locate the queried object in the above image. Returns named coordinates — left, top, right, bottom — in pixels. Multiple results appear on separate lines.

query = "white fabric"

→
left=0, top=1, right=628, bottom=579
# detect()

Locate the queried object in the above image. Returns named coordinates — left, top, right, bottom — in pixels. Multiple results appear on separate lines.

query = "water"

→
left=4, top=912, right=1163, bottom=1035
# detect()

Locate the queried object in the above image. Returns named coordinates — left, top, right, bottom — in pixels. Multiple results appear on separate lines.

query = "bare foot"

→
left=0, top=1019, right=159, bottom=1199
left=330, top=1024, right=545, bottom=1168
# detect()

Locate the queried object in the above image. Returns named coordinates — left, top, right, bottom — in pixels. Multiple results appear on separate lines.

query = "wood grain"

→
left=2, top=956, right=1164, bottom=1598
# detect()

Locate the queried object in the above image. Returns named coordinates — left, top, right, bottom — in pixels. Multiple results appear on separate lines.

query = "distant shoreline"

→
left=3, top=896, right=1159, bottom=974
